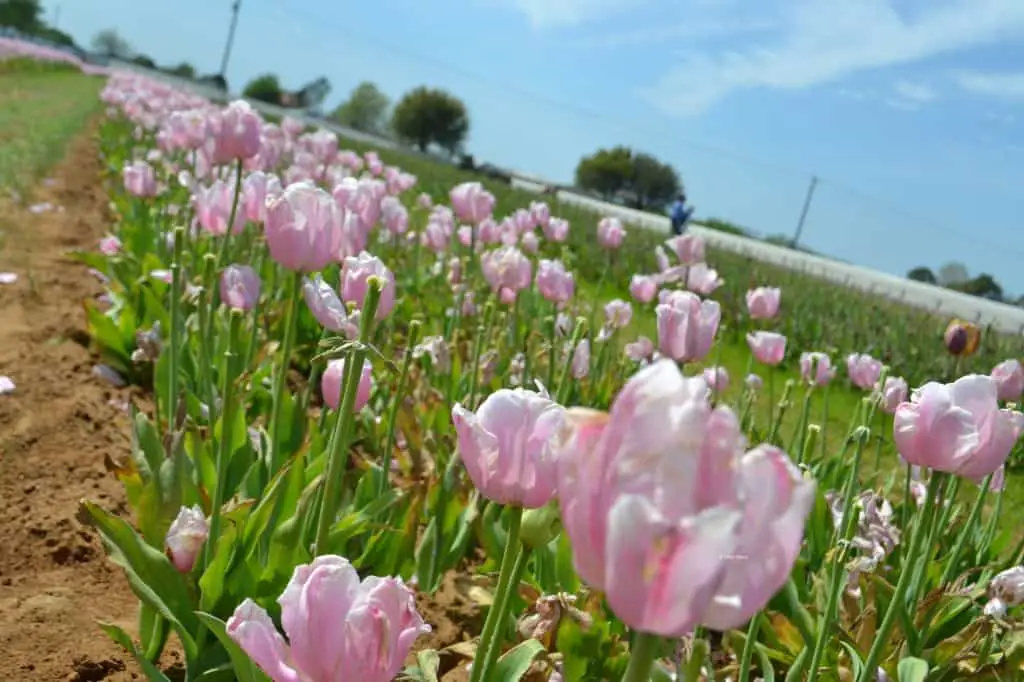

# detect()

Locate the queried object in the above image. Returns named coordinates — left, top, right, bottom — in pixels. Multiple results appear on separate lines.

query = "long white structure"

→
left=114, top=61, right=1024, bottom=335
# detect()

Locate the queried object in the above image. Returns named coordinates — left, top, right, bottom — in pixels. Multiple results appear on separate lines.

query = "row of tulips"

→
left=73, top=66, right=1024, bottom=682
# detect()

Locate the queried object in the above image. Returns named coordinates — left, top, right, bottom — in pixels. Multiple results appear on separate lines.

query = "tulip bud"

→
left=943, top=319, right=981, bottom=358
left=521, top=500, right=562, bottom=549
left=321, top=358, right=373, bottom=412
left=165, top=505, right=209, bottom=572
left=220, top=264, right=261, bottom=311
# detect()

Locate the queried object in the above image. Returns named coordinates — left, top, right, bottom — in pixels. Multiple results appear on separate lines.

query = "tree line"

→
left=906, top=262, right=1018, bottom=305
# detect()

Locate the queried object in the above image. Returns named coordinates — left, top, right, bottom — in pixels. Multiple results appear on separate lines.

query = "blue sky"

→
left=44, top=0, right=1024, bottom=294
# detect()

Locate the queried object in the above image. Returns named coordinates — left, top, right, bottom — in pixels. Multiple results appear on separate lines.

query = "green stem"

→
left=682, top=637, right=708, bottom=682
left=166, top=226, right=185, bottom=428
left=738, top=612, right=762, bottom=682
left=470, top=507, right=524, bottom=682
left=214, top=158, right=244, bottom=271
left=621, top=631, right=661, bottom=682
left=556, top=318, right=587, bottom=405
left=379, top=320, right=421, bottom=497
left=939, top=473, right=993, bottom=585
left=793, top=388, right=813, bottom=465
left=476, top=544, right=530, bottom=681
left=856, top=473, right=946, bottom=682
left=313, top=279, right=382, bottom=554
left=267, top=271, right=302, bottom=474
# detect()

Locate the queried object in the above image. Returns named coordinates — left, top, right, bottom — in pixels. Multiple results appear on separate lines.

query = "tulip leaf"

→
left=492, top=639, right=546, bottom=681
left=838, top=642, right=865, bottom=680
left=138, top=602, right=169, bottom=663
left=99, top=622, right=173, bottom=682
left=199, top=522, right=241, bottom=614
left=82, top=501, right=199, bottom=662
left=756, top=644, right=777, bottom=682
left=195, top=612, right=272, bottom=682
left=897, top=656, right=929, bottom=682
left=417, top=650, right=441, bottom=682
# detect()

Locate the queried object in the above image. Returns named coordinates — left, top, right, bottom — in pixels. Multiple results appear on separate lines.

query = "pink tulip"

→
left=992, top=359, right=1024, bottom=402
left=847, top=353, right=883, bottom=390
left=535, top=259, right=575, bottom=305
left=241, top=171, right=281, bottom=223
left=703, top=365, right=730, bottom=392
left=572, top=339, right=591, bottom=379
left=123, top=160, right=157, bottom=197
left=604, top=299, right=633, bottom=330
left=894, top=375, right=1020, bottom=480
left=745, top=287, right=781, bottom=320
left=746, top=373, right=763, bottom=391
left=452, top=387, right=565, bottom=508
left=281, top=115, right=305, bottom=137
left=265, top=182, right=341, bottom=272
left=629, top=275, right=658, bottom=304
left=747, top=332, right=786, bottom=366
left=530, top=201, right=551, bottom=227
left=416, top=192, right=433, bottom=209
left=655, top=246, right=670, bottom=272
left=321, top=358, right=373, bottom=412
left=480, top=246, right=532, bottom=304
left=656, top=291, right=720, bottom=363
left=422, top=221, right=450, bottom=253
left=194, top=180, right=246, bottom=236
left=302, top=275, right=358, bottom=338
left=165, top=505, right=208, bottom=573
left=227, top=556, right=429, bottom=682
left=380, top=196, right=409, bottom=236
left=521, top=231, right=540, bottom=254
left=341, top=252, right=396, bottom=321
left=212, top=100, right=262, bottom=162
left=557, top=360, right=814, bottom=636
left=220, top=264, right=261, bottom=311
left=450, top=182, right=495, bottom=224
left=800, top=352, right=835, bottom=387
left=879, top=376, right=908, bottom=414
left=687, top=263, right=724, bottom=296
left=625, top=336, right=654, bottom=363
left=597, top=217, right=626, bottom=250
left=544, top=217, right=569, bottom=242
left=99, top=235, right=122, bottom=256
left=666, top=234, right=705, bottom=265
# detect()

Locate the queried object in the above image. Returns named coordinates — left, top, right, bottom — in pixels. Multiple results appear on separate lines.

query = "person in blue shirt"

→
left=669, top=193, right=694, bottom=235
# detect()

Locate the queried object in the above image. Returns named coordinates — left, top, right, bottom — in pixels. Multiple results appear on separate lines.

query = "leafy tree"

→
left=954, top=274, right=1003, bottom=301
left=0, top=0, right=42, bottom=32
left=391, top=86, right=470, bottom=155
left=91, top=28, right=132, bottom=59
left=131, top=54, right=156, bottom=69
left=906, top=266, right=937, bottom=284
left=574, top=146, right=634, bottom=200
left=630, top=152, right=681, bottom=211
left=243, top=73, right=284, bottom=105
left=167, top=62, right=196, bottom=79
left=333, top=81, right=391, bottom=135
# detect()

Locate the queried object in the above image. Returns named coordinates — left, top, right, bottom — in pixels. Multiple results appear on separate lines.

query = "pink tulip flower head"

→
left=99, top=235, right=122, bottom=256
left=992, top=359, right=1024, bottom=402
left=894, top=375, right=1020, bottom=481
left=625, top=336, right=655, bottom=363
left=341, top=252, right=396, bottom=321
left=687, top=263, right=724, bottom=296
left=531, top=201, right=551, bottom=227
left=265, top=182, right=341, bottom=272
left=450, top=181, right=495, bottom=224
left=983, top=566, right=1024, bottom=618
left=597, top=217, right=626, bottom=250
left=629, top=274, right=658, bottom=304
left=452, top=387, right=566, bottom=508
left=241, top=171, right=282, bottom=223
left=212, top=100, right=262, bottom=162
left=656, top=291, right=720, bottom=363
left=604, top=299, right=633, bottom=330
left=220, top=264, right=261, bottom=312
left=521, top=231, right=540, bottom=254
left=746, top=287, right=781, bottom=320
left=544, top=217, right=569, bottom=242
left=535, top=259, right=575, bottom=305
left=380, top=196, right=409, bottom=236
left=800, top=352, right=835, bottom=387
left=703, top=365, right=730, bottom=392
left=416, top=192, right=433, bottom=209
left=302, top=275, right=359, bottom=339
left=847, top=353, right=883, bottom=391
left=123, top=160, right=157, bottom=197
left=165, top=505, right=208, bottom=573
left=655, top=246, right=670, bottom=272
left=281, top=115, right=305, bottom=138
left=666, top=234, right=705, bottom=265
left=227, top=555, right=430, bottom=682
left=879, top=376, right=908, bottom=414
left=572, top=339, right=591, bottom=379
left=321, top=358, right=373, bottom=412
left=481, top=246, right=532, bottom=304
left=747, top=332, right=786, bottom=366
left=194, top=180, right=247, bottom=236
left=746, top=373, right=764, bottom=391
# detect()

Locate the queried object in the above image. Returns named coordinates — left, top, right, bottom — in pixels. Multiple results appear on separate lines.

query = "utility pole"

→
left=791, top=175, right=818, bottom=248
left=219, top=0, right=242, bottom=84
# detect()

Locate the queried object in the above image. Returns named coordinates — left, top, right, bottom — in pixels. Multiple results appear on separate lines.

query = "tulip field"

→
left=3, top=51, right=1024, bottom=682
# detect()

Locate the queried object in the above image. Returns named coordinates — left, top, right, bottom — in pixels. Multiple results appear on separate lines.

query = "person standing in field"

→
left=669, top=193, right=694, bottom=235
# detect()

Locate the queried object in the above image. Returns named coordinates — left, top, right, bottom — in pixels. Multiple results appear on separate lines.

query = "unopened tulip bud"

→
left=165, top=505, right=209, bottom=572
left=944, top=319, right=981, bottom=358
left=521, top=500, right=562, bottom=549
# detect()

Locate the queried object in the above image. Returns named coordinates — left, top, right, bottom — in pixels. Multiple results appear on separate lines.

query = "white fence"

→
left=111, top=60, right=1024, bottom=335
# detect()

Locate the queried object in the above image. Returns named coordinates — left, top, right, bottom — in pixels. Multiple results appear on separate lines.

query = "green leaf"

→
left=195, top=612, right=272, bottom=682
left=491, top=639, right=546, bottom=681
left=99, top=622, right=173, bottom=682
left=199, top=522, right=241, bottom=614
left=897, top=657, right=929, bottom=682
left=839, top=642, right=864, bottom=680
left=84, top=300, right=130, bottom=365
left=82, top=501, right=200, bottom=661
left=416, top=649, right=441, bottom=682
left=138, top=602, right=169, bottom=663
left=756, top=644, right=776, bottom=682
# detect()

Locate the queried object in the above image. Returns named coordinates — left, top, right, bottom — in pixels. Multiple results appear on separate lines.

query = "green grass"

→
left=0, top=68, right=104, bottom=192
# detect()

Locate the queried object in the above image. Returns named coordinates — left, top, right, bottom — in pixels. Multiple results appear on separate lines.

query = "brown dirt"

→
left=0, top=121, right=142, bottom=682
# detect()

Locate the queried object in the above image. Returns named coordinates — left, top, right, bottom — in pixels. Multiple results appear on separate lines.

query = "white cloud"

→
left=885, top=80, right=938, bottom=110
left=578, top=17, right=776, bottom=48
left=954, top=71, right=1024, bottom=101
left=641, top=0, right=1024, bottom=116
left=504, top=0, right=649, bottom=28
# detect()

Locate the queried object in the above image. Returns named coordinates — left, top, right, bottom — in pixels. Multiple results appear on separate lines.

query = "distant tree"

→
left=630, top=152, right=681, bottom=211
left=906, top=266, right=937, bottom=284
left=91, top=28, right=132, bottom=59
left=954, top=273, right=1004, bottom=301
left=296, top=76, right=331, bottom=113
left=333, top=81, right=391, bottom=135
left=131, top=54, right=156, bottom=69
left=243, top=73, right=284, bottom=105
left=0, top=0, right=42, bottom=32
left=937, top=261, right=970, bottom=287
left=391, top=86, right=470, bottom=155
left=575, top=146, right=634, bottom=200
left=167, top=62, right=196, bottom=79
